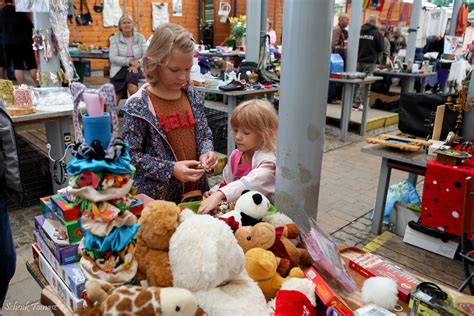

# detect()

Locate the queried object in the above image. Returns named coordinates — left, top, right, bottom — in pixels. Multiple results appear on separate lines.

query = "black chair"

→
left=458, top=177, right=474, bottom=294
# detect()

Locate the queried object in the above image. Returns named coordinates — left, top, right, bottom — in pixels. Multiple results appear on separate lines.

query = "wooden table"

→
left=329, top=76, right=383, bottom=141
left=11, top=109, right=74, bottom=192
left=194, top=86, right=279, bottom=154
left=373, top=70, right=437, bottom=94
left=70, top=51, right=109, bottom=62
left=361, top=144, right=432, bottom=234
left=198, top=50, right=246, bottom=62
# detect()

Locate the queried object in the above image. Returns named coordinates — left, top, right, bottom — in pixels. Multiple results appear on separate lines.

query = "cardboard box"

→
left=349, top=253, right=422, bottom=302
left=305, top=267, right=354, bottom=316
left=403, top=226, right=459, bottom=259
left=34, top=230, right=85, bottom=298
left=43, top=197, right=82, bottom=244
left=34, top=215, right=80, bottom=265
left=50, top=194, right=81, bottom=222
left=369, top=92, right=400, bottom=108
left=32, top=243, right=84, bottom=312
left=408, top=289, right=467, bottom=316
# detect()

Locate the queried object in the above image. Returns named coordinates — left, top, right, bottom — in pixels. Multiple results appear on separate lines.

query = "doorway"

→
left=199, top=0, right=214, bottom=46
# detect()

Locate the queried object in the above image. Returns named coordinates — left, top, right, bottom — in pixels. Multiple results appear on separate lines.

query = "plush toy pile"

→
left=68, top=83, right=140, bottom=285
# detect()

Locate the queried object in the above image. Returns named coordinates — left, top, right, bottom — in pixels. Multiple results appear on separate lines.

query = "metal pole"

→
left=404, top=0, right=422, bottom=93
left=260, top=0, right=268, bottom=44
left=136, top=0, right=140, bottom=31
left=346, top=0, right=363, bottom=72
left=275, top=0, right=334, bottom=222
left=123, top=0, right=127, bottom=14
left=449, top=0, right=463, bottom=36
left=245, top=0, right=262, bottom=63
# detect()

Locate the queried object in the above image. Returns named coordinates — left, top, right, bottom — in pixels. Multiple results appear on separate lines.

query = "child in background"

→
left=198, top=99, right=278, bottom=213
left=122, top=23, right=217, bottom=203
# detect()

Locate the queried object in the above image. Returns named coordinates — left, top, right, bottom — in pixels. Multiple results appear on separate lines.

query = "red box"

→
left=420, top=158, right=474, bottom=237
left=305, top=267, right=354, bottom=315
left=348, top=253, right=421, bottom=302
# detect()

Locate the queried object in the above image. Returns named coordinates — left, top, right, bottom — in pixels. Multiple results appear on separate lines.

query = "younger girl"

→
left=198, top=99, right=278, bottom=213
left=122, top=23, right=217, bottom=203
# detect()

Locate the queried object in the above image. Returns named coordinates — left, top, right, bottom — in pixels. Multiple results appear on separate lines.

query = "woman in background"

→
left=109, top=15, right=147, bottom=103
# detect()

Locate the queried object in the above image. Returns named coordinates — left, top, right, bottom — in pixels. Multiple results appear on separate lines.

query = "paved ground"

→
left=2, top=102, right=413, bottom=314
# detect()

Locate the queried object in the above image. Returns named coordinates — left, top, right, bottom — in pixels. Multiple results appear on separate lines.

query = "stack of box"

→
left=31, top=195, right=85, bottom=312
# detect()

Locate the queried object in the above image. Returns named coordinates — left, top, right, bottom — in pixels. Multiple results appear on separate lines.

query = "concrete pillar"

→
left=275, top=0, right=334, bottom=223
left=404, top=0, right=422, bottom=93
left=33, top=13, right=61, bottom=87
left=245, top=0, right=262, bottom=63
left=449, top=0, right=463, bottom=36
left=346, top=0, right=363, bottom=72
left=260, top=0, right=268, bottom=53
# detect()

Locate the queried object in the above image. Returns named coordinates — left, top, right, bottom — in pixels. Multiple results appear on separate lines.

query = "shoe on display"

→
left=218, top=79, right=246, bottom=92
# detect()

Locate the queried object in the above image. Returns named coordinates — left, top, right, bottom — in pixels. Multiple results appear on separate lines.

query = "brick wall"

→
left=70, top=0, right=283, bottom=69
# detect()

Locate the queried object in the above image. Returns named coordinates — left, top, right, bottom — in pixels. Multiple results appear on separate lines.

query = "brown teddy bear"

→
left=235, top=222, right=310, bottom=277
left=135, top=200, right=180, bottom=287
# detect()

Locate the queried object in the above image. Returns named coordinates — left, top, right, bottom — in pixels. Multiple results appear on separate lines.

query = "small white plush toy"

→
left=219, top=190, right=295, bottom=229
left=219, top=190, right=272, bottom=228
left=361, top=277, right=398, bottom=311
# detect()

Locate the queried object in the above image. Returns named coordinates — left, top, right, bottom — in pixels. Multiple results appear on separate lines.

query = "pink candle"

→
left=83, top=92, right=104, bottom=116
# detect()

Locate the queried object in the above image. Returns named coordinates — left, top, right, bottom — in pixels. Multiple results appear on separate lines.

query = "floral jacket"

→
left=122, top=83, right=213, bottom=202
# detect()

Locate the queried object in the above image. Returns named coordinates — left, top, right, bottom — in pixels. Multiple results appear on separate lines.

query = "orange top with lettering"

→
left=148, top=89, right=197, bottom=192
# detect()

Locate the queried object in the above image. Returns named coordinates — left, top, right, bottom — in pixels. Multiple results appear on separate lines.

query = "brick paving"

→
left=2, top=107, right=417, bottom=313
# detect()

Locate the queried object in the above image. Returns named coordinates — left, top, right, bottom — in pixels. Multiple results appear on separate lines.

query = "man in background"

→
left=353, top=15, right=384, bottom=110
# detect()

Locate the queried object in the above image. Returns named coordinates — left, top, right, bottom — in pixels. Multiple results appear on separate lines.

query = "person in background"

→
left=424, top=35, right=444, bottom=58
left=0, top=0, right=6, bottom=79
left=379, top=26, right=392, bottom=65
left=0, top=101, right=23, bottom=308
left=109, top=15, right=147, bottom=104
left=0, top=0, right=37, bottom=85
left=390, top=28, right=406, bottom=56
left=353, top=15, right=384, bottom=110
left=329, top=14, right=350, bottom=104
left=122, top=23, right=218, bottom=203
left=332, top=14, right=350, bottom=53
left=267, top=20, right=278, bottom=59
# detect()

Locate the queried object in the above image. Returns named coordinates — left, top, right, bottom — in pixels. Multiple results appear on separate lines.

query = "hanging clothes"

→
left=456, top=3, right=469, bottom=37
left=447, top=60, right=471, bottom=91
left=152, top=2, right=169, bottom=31
left=379, top=0, right=402, bottom=26
left=103, top=0, right=122, bottom=27
left=425, top=7, right=449, bottom=37
left=416, top=8, right=428, bottom=48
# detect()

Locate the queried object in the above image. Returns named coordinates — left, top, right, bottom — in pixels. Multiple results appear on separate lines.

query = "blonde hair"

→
left=117, top=15, right=135, bottom=34
left=230, top=99, right=278, bottom=152
left=143, top=23, right=195, bottom=85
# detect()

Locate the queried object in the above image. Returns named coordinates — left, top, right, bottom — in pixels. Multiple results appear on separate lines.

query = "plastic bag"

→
left=301, top=218, right=357, bottom=292
left=33, top=87, right=74, bottom=112
left=380, top=180, right=421, bottom=223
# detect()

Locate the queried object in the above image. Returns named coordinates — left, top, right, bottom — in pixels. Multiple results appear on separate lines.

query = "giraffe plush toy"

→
left=79, top=279, right=203, bottom=316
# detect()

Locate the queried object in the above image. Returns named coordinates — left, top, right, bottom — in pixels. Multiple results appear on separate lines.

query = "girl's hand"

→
left=198, top=191, right=225, bottom=214
left=203, top=191, right=212, bottom=198
left=199, top=151, right=218, bottom=170
left=172, top=160, right=205, bottom=183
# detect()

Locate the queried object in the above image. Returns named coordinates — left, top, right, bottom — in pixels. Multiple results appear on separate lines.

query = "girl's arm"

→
left=123, top=112, right=176, bottom=182
left=109, top=35, right=132, bottom=67
left=219, top=159, right=276, bottom=202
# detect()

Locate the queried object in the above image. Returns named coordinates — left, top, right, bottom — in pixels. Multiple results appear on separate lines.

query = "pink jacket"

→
left=210, top=149, right=276, bottom=203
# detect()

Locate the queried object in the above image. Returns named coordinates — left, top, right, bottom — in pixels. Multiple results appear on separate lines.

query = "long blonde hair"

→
left=230, top=99, right=278, bottom=152
left=142, top=23, right=195, bottom=85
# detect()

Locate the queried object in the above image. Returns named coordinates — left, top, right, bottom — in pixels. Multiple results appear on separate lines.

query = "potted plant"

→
left=224, top=15, right=246, bottom=49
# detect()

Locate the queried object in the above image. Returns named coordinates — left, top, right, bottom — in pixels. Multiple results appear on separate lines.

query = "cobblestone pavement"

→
left=4, top=110, right=406, bottom=312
